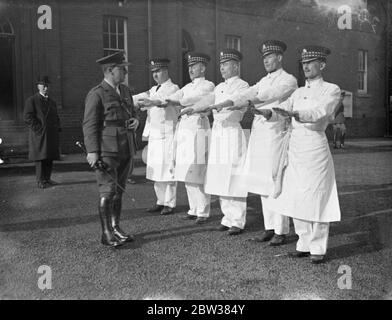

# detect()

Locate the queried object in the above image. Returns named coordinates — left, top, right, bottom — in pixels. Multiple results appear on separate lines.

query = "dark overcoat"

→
left=83, top=80, right=138, bottom=158
left=23, top=93, right=61, bottom=161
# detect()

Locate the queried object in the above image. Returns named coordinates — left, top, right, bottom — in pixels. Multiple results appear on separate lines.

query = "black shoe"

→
left=37, top=181, right=49, bottom=189
left=248, top=230, right=274, bottom=242
left=45, top=179, right=59, bottom=186
left=195, top=217, right=209, bottom=224
left=127, top=178, right=136, bottom=184
left=311, top=254, right=326, bottom=264
left=182, top=214, right=197, bottom=220
left=160, top=206, right=174, bottom=215
left=288, top=250, right=310, bottom=258
left=216, top=224, right=230, bottom=231
left=269, top=234, right=286, bottom=246
left=228, top=226, right=243, bottom=236
left=147, top=204, right=164, bottom=213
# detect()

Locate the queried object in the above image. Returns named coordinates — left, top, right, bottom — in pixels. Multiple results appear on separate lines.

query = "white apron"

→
left=237, top=69, right=297, bottom=196
left=171, top=77, right=215, bottom=184
left=133, top=79, right=179, bottom=182
left=204, top=76, right=249, bottom=197
left=276, top=78, right=341, bottom=222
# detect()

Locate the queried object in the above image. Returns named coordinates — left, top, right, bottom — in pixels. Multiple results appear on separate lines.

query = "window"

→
left=358, top=50, right=368, bottom=94
left=225, top=35, right=241, bottom=51
left=103, top=16, right=127, bottom=57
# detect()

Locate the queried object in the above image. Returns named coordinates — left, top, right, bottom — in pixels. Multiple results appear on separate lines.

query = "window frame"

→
left=358, top=49, right=368, bottom=94
left=103, top=16, right=128, bottom=58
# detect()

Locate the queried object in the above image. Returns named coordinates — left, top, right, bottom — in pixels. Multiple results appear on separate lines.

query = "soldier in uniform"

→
left=208, top=40, right=297, bottom=245
left=181, top=49, right=249, bottom=234
left=83, top=51, right=139, bottom=247
left=272, top=46, right=341, bottom=264
left=166, top=52, right=215, bottom=223
left=24, top=76, right=61, bottom=189
left=132, top=58, right=180, bottom=215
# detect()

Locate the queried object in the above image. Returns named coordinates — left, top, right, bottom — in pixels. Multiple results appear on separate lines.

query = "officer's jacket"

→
left=83, top=80, right=138, bottom=157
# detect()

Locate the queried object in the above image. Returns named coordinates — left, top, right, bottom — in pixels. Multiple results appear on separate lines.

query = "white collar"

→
left=224, top=75, right=239, bottom=84
left=192, top=77, right=205, bottom=84
left=39, top=92, right=48, bottom=98
left=305, top=77, right=324, bottom=88
left=159, top=78, right=172, bottom=87
left=267, top=68, right=283, bottom=79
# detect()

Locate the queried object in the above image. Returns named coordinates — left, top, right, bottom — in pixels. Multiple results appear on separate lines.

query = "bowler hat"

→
left=36, top=75, right=50, bottom=85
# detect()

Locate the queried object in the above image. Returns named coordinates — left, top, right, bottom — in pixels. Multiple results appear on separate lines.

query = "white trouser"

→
left=261, top=197, right=290, bottom=235
left=293, top=218, right=330, bottom=255
left=185, top=183, right=211, bottom=217
left=220, top=196, right=247, bottom=229
left=154, top=181, right=177, bottom=208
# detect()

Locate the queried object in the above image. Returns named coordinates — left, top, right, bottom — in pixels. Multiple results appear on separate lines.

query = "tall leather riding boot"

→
left=99, top=197, right=123, bottom=247
left=111, top=196, right=134, bottom=243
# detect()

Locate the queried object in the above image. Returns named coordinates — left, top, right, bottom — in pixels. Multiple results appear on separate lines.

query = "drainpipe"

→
left=386, top=0, right=391, bottom=136
left=148, top=0, right=152, bottom=87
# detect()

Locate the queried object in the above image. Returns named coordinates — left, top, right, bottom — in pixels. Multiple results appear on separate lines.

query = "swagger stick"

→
left=75, top=141, right=135, bottom=201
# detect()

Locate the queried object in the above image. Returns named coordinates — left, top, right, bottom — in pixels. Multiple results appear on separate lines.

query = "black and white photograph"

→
left=0, top=0, right=391, bottom=304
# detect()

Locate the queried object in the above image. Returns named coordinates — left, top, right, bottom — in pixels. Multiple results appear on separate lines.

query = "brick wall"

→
left=1, top=0, right=390, bottom=156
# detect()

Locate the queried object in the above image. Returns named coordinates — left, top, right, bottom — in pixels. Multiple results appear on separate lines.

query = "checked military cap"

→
left=96, top=51, right=132, bottom=67
left=187, top=52, right=211, bottom=66
left=219, top=48, right=243, bottom=63
left=36, top=75, right=50, bottom=85
left=259, top=40, right=287, bottom=57
left=300, top=45, right=331, bottom=63
left=149, top=58, right=170, bottom=72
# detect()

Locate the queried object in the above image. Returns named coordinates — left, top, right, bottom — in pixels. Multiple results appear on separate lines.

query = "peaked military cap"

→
left=187, top=52, right=211, bottom=66
left=96, top=51, right=132, bottom=67
left=36, top=75, right=50, bottom=85
left=149, top=58, right=170, bottom=72
left=300, top=45, right=331, bottom=63
left=259, top=40, right=287, bottom=57
left=219, top=48, right=243, bottom=63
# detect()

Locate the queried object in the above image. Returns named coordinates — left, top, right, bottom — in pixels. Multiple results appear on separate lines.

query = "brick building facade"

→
left=0, top=0, right=390, bottom=155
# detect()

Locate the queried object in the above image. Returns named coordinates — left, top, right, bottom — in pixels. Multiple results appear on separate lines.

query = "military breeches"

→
left=95, top=156, right=132, bottom=198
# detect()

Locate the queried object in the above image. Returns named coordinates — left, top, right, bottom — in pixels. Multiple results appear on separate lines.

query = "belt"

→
left=103, top=120, right=126, bottom=128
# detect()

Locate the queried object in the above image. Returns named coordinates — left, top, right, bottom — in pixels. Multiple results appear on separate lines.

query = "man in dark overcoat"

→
left=23, top=76, right=61, bottom=189
left=83, top=51, right=139, bottom=247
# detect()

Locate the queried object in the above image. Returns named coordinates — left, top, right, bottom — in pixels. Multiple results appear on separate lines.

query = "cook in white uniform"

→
left=181, top=49, right=249, bottom=235
left=133, top=58, right=180, bottom=215
left=167, top=52, right=215, bottom=224
left=272, top=45, right=341, bottom=264
left=210, top=40, right=297, bottom=245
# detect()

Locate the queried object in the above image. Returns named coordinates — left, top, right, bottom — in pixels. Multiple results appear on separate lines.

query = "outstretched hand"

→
left=179, top=107, right=195, bottom=117
left=272, top=107, right=293, bottom=117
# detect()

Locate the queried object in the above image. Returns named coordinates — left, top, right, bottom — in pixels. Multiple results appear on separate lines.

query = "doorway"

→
left=0, top=19, right=15, bottom=121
